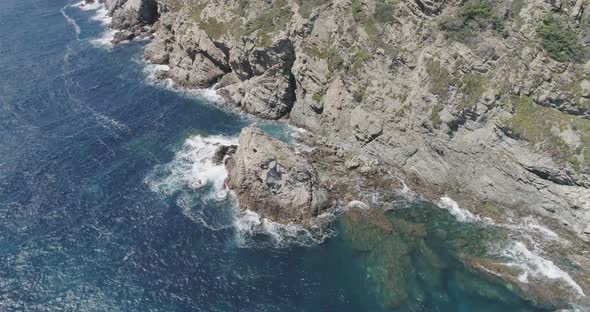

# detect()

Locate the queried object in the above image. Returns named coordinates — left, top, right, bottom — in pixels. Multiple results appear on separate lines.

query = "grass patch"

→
left=536, top=14, right=587, bottom=63
left=244, top=0, right=293, bottom=46
left=190, top=2, right=206, bottom=23
left=482, top=202, right=502, bottom=218
left=312, top=92, right=323, bottom=102
left=198, top=18, right=225, bottom=39
left=304, top=45, right=344, bottom=70
left=459, top=74, right=485, bottom=109
left=294, top=0, right=331, bottom=18
left=374, top=0, right=399, bottom=24
left=431, top=105, right=443, bottom=129
left=440, top=0, right=502, bottom=43
left=510, top=96, right=590, bottom=172
left=425, top=59, right=454, bottom=96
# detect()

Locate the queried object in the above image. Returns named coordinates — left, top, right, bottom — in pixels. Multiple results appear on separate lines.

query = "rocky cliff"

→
left=122, top=0, right=590, bottom=241
left=96, top=0, right=590, bottom=307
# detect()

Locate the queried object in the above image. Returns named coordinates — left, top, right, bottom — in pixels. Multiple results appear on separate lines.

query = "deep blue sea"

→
left=0, top=0, right=547, bottom=311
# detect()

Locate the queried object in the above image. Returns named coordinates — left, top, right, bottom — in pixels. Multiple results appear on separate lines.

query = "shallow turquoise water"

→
left=0, top=0, right=545, bottom=311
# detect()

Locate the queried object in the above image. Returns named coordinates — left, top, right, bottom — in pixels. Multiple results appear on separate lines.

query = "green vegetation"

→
left=481, top=201, right=502, bottom=218
left=536, top=14, right=587, bottom=63
left=304, top=45, right=344, bottom=70
left=510, top=96, right=590, bottom=172
left=425, top=59, right=454, bottom=96
left=352, top=49, right=372, bottom=63
left=353, top=85, right=367, bottom=103
left=440, top=0, right=502, bottom=43
left=198, top=18, right=225, bottom=39
left=459, top=74, right=485, bottom=109
left=374, top=0, right=398, bottom=24
left=312, top=92, right=323, bottom=102
left=294, top=0, right=330, bottom=18
left=351, top=0, right=398, bottom=48
left=431, top=105, right=443, bottom=129
left=190, top=2, right=206, bottom=22
left=510, top=0, right=525, bottom=18
left=244, top=0, right=293, bottom=46
left=190, top=2, right=244, bottom=40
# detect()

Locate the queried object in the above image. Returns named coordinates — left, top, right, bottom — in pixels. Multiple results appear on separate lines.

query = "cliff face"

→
left=129, top=0, right=590, bottom=241
left=96, top=0, right=590, bottom=307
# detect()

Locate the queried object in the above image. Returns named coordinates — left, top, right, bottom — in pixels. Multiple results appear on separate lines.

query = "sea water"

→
left=0, top=0, right=562, bottom=310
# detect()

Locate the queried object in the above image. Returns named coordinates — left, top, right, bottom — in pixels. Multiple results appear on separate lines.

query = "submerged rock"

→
left=225, top=125, right=332, bottom=224
left=339, top=205, right=556, bottom=310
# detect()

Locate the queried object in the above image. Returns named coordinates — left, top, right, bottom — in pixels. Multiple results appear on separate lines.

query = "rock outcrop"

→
left=225, top=126, right=331, bottom=224
left=96, top=0, right=590, bottom=307
left=125, top=0, right=590, bottom=243
left=108, top=0, right=159, bottom=29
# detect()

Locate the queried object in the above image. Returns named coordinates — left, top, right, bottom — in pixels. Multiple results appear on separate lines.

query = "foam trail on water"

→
left=500, top=241, right=585, bottom=297
left=61, top=4, right=81, bottom=40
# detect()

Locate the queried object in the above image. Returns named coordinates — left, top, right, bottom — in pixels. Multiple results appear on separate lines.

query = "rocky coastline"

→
left=88, top=0, right=590, bottom=309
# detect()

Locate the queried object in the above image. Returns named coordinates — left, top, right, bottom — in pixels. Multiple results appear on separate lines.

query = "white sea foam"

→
left=500, top=241, right=585, bottom=297
left=143, top=63, right=170, bottom=81
left=438, top=196, right=486, bottom=223
left=142, top=60, right=228, bottom=104
left=90, top=29, right=116, bottom=48
left=61, top=4, right=81, bottom=39
left=72, top=1, right=114, bottom=48
left=233, top=209, right=336, bottom=248
left=72, top=1, right=102, bottom=11
left=90, top=6, right=112, bottom=26
left=147, top=135, right=238, bottom=196
left=346, top=200, right=370, bottom=210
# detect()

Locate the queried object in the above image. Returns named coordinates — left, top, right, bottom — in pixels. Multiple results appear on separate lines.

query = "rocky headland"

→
left=91, top=0, right=590, bottom=309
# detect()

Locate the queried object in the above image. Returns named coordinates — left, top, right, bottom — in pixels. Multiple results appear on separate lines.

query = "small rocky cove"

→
left=82, top=0, right=590, bottom=309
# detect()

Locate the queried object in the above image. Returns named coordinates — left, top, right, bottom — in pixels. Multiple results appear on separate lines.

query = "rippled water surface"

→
left=0, top=1, right=547, bottom=311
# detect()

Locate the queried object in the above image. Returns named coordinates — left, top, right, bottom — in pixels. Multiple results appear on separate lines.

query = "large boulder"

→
left=225, top=126, right=332, bottom=224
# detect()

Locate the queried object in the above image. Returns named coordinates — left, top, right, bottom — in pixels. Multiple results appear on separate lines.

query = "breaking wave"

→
left=438, top=196, right=585, bottom=299
left=145, top=134, right=338, bottom=247
left=499, top=241, right=585, bottom=297
left=72, top=1, right=114, bottom=48
left=233, top=210, right=337, bottom=248
left=438, top=196, right=492, bottom=224
left=146, top=135, right=236, bottom=197
left=142, top=60, right=225, bottom=105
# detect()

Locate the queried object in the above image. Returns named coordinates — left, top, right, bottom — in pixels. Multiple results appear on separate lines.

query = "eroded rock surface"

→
left=225, top=126, right=331, bottom=224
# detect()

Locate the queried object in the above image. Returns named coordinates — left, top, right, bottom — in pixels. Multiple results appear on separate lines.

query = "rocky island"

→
left=90, top=0, right=590, bottom=309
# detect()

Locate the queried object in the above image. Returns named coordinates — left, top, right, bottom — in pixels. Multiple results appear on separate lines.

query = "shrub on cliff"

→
left=440, top=0, right=502, bottom=43
left=536, top=14, right=587, bottom=63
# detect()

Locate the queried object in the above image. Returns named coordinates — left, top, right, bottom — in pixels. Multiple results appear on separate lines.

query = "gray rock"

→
left=226, top=126, right=332, bottom=224
left=110, top=0, right=159, bottom=29
left=345, top=158, right=361, bottom=169
left=415, top=0, right=447, bottom=16
left=111, top=30, right=135, bottom=44
left=212, top=145, right=237, bottom=165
